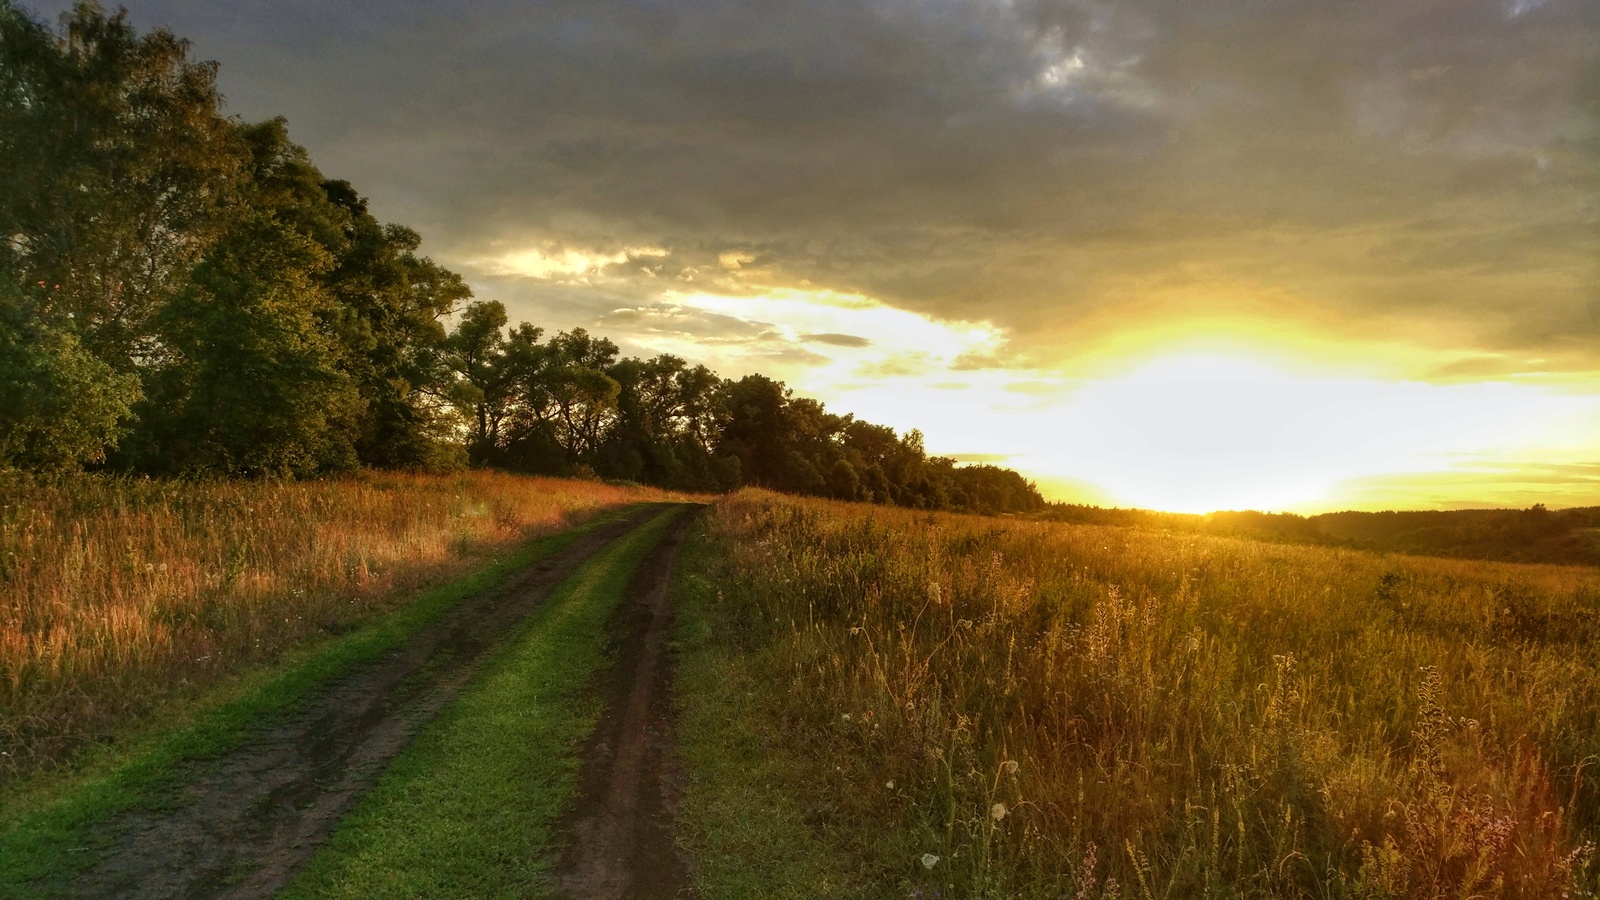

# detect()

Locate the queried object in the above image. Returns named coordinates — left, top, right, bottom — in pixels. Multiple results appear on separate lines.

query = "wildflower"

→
left=1002, top=760, right=1019, bottom=776
left=886, top=780, right=895, bottom=789
left=921, top=853, right=940, bottom=869
left=841, top=713, right=852, bottom=722
left=991, top=802, right=1008, bottom=822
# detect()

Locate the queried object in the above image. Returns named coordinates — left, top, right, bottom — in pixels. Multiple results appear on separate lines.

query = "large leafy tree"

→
left=0, top=1, right=241, bottom=370
left=0, top=0, right=238, bottom=466
left=442, top=299, right=523, bottom=462
left=599, top=354, right=727, bottom=488
left=0, top=280, right=136, bottom=470
left=0, top=0, right=473, bottom=475
left=520, top=328, right=621, bottom=468
left=320, top=184, right=470, bottom=470
left=128, top=120, right=361, bottom=475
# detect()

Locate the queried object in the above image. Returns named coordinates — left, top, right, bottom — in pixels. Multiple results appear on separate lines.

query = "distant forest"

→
left=0, top=3, right=1044, bottom=515
left=1046, top=503, right=1600, bottom=567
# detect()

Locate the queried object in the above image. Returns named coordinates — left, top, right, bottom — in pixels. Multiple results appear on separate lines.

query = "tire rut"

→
left=553, top=508, right=699, bottom=899
left=70, top=505, right=666, bottom=900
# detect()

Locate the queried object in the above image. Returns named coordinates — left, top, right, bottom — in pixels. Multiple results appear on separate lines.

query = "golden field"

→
left=684, top=490, right=1600, bottom=898
left=0, top=471, right=676, bottom=778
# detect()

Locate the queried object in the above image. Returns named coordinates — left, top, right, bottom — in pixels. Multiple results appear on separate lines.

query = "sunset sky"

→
left=33, top=0, right=1600, bottom=512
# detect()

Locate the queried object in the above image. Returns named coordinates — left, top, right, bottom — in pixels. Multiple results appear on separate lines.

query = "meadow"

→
left=674, top=490, right=1600, bottom=898
left=0, top=471, right=676, bottom=779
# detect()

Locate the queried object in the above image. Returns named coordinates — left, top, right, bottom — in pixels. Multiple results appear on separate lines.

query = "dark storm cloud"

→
left=35, top=0, right=1600, bottom=370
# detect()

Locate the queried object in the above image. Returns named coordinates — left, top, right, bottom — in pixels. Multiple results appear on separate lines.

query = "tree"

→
left=597, top=354, right=727, bottom=487
left=829, top=458, right=862, bottom=500
left=319, top=185, right=470, bottom=471
left=0, top=281, right=137, bottom=470
left=127, top=120, right=361, bottom=476
left=522, top=329, right=621, bottom=467
left=0, top=1, right=242, bottom=372
left=442, top=300, right=522, bottom=462
left=717, top=374, right=789, bottom=488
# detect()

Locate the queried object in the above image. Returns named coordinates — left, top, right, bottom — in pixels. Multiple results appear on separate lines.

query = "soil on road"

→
left=553, top=509, right=697, bottom=900
left=72, top=506, right=663, bottom=900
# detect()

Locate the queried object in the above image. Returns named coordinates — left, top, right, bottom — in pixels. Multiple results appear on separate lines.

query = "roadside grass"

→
left=672, top=489, right=1600, bottom=899
left=0, top=505, right=646, bottom=898
left=0, top=470, right=685, bottom=778
left=671, top=517, right=890, bottom=899
left=284, top=506, right=685, bottom=899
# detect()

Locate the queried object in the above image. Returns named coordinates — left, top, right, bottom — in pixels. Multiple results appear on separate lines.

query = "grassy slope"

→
left=285, top=506, right=684, bottom=899
left=0, top=505, right=648, bottom=898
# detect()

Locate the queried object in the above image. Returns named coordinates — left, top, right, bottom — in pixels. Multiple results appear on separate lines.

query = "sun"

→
left=1012, top=352, right=1594, bottom=514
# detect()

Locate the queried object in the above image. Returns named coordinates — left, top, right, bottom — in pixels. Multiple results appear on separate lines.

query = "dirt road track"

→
left=71, top=506, right=664, bottom=900
left=554, top=509, right=697, bottom=900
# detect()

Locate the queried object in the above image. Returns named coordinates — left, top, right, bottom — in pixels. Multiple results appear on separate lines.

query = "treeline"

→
left=0, top=3, right=1044, bottom=515
left=1045, top=502, right=1600, bottom=567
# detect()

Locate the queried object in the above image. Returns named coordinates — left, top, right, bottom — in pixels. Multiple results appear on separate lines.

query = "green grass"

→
left=669, top=517, right=886, bottom=899
left=0, top=504, right=651, bottom=898
left=284, top=505, right=684, bottom=899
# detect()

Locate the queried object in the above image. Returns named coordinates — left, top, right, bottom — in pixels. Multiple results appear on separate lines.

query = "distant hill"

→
left=1041, top=502, right=1600, bottom=567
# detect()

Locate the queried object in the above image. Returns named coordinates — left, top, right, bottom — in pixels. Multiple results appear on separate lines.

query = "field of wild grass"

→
left=0, top=471, right=674, bottom=779
left=684, top=490, right=1600, bottom=898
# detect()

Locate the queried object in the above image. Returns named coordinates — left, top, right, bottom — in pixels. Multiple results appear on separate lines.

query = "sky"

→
left=29, top=0, right=1600, bottom=512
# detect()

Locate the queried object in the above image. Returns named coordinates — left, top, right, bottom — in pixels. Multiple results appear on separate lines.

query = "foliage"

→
left=0, top=0, right=241, bottom=370
left=0, top=3, right=467, bottom=475
left=438, top=307, right=1046, bottom=512
left=0, top=284, right=138, bottom=470
left=128, top=121, right=362, bottom=475
left=675, top=490, right=1600, bottom=898
left=0, top=2, right=1042, bottom=513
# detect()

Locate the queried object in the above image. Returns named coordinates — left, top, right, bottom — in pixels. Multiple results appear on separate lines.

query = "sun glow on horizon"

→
left=1010, top=353, right=1600, bottom=514
left=821, top=344, right=1600, bottom=515
left=589, top=282, right=1600, bottom=514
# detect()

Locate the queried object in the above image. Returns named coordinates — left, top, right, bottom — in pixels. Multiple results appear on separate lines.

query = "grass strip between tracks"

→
left=0, top=504, right=651, bottom=898
left=284, top=505, right=684, bottom=899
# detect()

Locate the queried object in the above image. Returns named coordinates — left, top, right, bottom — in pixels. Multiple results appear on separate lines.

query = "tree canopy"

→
left=0, top=1, right=1044, bottom=515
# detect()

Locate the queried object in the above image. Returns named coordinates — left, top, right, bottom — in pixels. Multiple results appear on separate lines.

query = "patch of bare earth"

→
left=70, top=506, right=661, bottom=900
left=553, top=510, right=698, bottom=900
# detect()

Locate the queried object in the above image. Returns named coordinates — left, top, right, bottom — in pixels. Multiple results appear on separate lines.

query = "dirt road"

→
left=553, top=511, right=697, bottom=900
left=71, top=506, right=665, bottom=900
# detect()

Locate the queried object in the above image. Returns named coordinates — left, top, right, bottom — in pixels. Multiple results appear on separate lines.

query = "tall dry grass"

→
left=696, top=489, right=1600, bottom=898
left=0, top=470, right=676, bottom=778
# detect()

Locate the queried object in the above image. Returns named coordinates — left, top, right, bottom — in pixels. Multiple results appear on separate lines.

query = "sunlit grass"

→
left=0, top=470, right=683, bottom=779
left=676, top=489, right=1600, bottom=898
